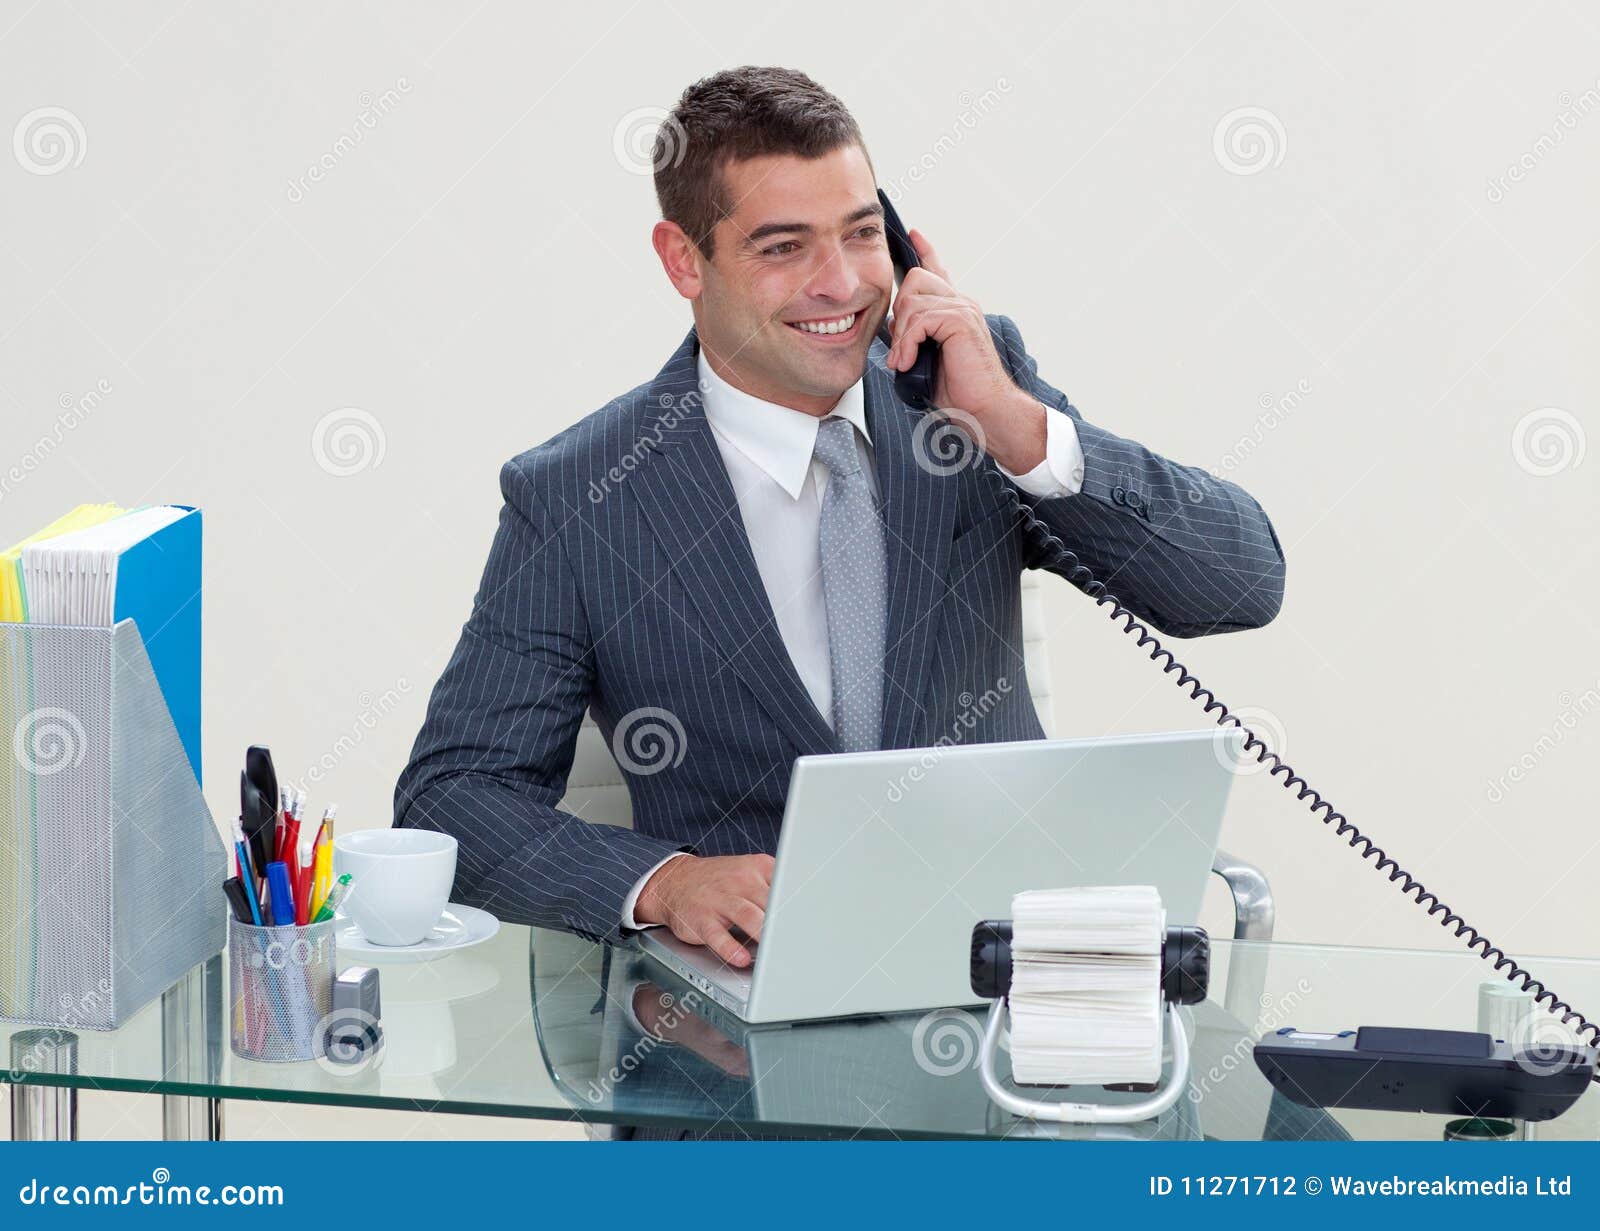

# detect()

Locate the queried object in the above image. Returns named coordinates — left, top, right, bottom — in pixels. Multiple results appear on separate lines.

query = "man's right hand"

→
left=633, top=853, right=773, bottom=968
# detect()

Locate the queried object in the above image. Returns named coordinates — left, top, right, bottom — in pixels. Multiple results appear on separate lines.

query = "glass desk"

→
left=4, top=926, right=1598, bottom=1141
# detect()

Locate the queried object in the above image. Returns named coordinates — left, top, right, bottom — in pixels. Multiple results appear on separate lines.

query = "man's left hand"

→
left=884, top=229, right=1047, bottom=474
left=632, top=983, right=750, bottom=1078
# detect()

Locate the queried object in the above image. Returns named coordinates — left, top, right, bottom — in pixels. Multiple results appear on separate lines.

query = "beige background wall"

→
left=1, top=0, right=1596, bottom=1136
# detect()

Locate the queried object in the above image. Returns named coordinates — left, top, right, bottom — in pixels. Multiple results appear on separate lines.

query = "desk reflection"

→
left=527, top=932, right=1343, bottom=1140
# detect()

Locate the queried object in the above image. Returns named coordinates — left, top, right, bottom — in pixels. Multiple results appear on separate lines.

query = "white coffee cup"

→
left=333, top=829, right=458, bottom=947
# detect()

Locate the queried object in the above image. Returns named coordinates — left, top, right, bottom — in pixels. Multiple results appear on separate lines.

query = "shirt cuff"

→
left=621, top=851, right=689, bottom=931
left=619, top=979, right=652, bottom=1038
left=616, top=978, right=692, bottom=1042
left=998, top=401, right=1085, bottom=498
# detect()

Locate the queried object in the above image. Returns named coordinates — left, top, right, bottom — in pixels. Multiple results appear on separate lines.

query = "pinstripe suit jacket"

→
left=394, top=315, right=1286, bottom=943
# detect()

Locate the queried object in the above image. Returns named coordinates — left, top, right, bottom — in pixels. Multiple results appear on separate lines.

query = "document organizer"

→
left=0, top=619, right=226, bottom=1030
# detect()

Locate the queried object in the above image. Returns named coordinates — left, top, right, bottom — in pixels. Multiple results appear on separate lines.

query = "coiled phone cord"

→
left=951, top=432, right=1600, bottom=1064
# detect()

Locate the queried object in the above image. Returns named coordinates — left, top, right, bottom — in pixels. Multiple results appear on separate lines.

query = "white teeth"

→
left=792, top=312, right=856, bottom=335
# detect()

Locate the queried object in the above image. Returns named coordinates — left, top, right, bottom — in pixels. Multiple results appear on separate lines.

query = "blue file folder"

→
left=110, top=505, right=203, bottom=785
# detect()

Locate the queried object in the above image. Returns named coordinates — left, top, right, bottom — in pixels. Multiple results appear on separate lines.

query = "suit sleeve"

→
left=988, top=314, right=1286, bottom=637
left=393, top=457, right=684, bottom=941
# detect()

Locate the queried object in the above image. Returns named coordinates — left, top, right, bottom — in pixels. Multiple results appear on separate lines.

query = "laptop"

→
left=636, top=727, right=1244, bottom=1024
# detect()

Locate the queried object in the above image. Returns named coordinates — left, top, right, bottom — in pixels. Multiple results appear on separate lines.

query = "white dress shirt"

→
left=620, top=353, right=1087, bottom=928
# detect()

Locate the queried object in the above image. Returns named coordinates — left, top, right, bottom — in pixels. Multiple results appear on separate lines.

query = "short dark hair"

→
left=653, top=66, right=869, bottom=258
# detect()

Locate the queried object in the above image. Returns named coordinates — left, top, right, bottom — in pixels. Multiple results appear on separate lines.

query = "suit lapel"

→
left=865, top=335, right=958, bottom=750
left=631, top=331, right=837, bottom=759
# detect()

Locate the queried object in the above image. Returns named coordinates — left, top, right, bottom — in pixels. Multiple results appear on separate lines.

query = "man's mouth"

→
left=785, top=311, right=860, bottom=342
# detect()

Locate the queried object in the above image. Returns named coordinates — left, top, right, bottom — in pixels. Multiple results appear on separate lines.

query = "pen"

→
left=276, top=788, right=292, bottom=861
left=286, top=791, right=304, bottom=868
left=222, top=876, right=254, bottom=924
left=294, top=838, right=315, bottom=926
left=310, top=873, right=353, bottom=924
left=266, top=861, right=296, bottom=927
left=282, top=813, right=302, bottom=885
left=250, top=974, right=267, bottom=1053
left=234, top=828, right=263, bottom=926
left=309, top=806, right=336, bottom=918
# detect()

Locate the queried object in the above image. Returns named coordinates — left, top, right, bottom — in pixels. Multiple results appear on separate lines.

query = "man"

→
left=395, top=66, right=1285, bottom=971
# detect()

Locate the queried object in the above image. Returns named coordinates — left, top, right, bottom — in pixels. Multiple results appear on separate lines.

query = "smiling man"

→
left=395, top=66, right=1285, bottom=972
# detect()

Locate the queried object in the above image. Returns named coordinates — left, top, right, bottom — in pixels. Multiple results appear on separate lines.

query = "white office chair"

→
left=556, top=572, right=1273, bottom=942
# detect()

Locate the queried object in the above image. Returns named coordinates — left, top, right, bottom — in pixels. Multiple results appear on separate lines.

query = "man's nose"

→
left=801, top=244, right=860, bottom=304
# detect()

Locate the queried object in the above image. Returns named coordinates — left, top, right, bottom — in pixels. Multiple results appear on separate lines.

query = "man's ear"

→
left=653, top=220, right=704, bottom=300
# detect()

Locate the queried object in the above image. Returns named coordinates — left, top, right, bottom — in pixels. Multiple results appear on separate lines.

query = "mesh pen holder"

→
left=229, top=916, right=336, bottom=1063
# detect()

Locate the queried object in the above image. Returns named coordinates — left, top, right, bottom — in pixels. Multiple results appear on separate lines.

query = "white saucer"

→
left=334, top=904, right=500, bottom=963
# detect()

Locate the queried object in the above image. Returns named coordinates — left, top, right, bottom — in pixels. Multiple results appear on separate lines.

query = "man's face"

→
left=692, top=143, right=893, bottom=414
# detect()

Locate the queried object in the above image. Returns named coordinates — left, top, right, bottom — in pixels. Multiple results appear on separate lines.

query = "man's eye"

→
left=763, top=242, right=798, bottom=257
left=855, top=224, right=882, bottom=241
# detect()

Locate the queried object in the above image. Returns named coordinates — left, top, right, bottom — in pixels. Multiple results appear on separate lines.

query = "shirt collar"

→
left=696, top=350, right=870, bottom=501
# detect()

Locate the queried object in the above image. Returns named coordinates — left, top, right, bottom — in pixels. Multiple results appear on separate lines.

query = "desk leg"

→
left=1212, top=850, right=1275, bottom=1029
left=161, top=1093, right=223, bottom=1141
left=9, top=1029, right=78, bottom=1141
left=160, top=955, right=225, bottom=1141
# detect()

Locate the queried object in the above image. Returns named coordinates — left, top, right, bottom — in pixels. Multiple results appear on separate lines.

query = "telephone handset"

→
left=881, top=188, right=1600, bottom=1066
left=877, top=189, right=940, bottom=410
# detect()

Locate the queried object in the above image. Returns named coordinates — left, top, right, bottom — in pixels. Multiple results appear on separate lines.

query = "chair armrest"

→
left=1210, top=848, right=1275, bottom=941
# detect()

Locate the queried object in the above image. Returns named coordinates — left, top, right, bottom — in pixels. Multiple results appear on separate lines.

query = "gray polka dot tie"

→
left=812, top=416, right=887, bottom=752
